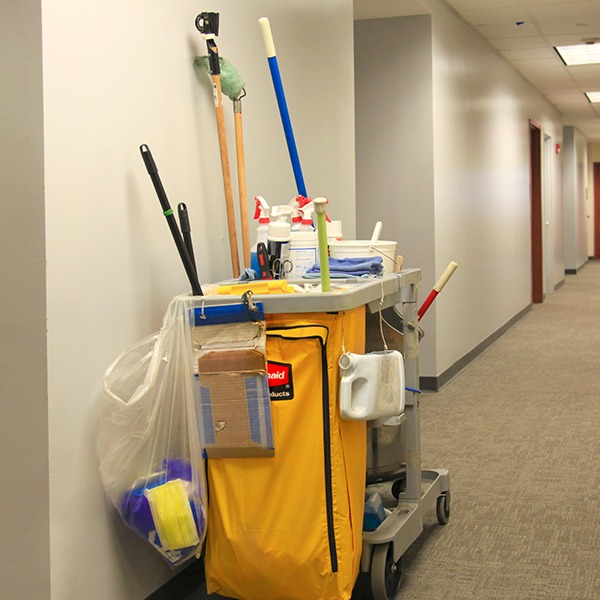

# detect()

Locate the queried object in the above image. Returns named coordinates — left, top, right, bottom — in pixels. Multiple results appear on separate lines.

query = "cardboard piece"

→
left=197, top=350, right=274, bottom=458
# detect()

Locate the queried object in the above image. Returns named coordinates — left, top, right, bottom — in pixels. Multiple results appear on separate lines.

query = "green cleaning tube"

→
left=313, top=197, right=330, bottom=292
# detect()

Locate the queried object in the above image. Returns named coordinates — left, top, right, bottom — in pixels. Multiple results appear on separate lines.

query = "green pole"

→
left=313, top=197, right=330, bottom=292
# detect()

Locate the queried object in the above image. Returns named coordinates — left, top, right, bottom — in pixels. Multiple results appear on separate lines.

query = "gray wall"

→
left=0, top=2, right=50, bottom=598
left=354, top=15, right=437, bottom=368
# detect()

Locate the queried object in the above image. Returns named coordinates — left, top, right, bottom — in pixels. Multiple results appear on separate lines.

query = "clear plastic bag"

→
left=99, top=295, right=206, bottom=567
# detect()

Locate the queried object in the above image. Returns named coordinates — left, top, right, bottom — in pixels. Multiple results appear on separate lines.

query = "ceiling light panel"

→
left=555, top=43, right=600, bottom=65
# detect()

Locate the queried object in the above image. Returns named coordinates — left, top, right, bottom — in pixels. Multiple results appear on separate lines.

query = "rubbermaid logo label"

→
left=267, top=361, right=294, bottom=400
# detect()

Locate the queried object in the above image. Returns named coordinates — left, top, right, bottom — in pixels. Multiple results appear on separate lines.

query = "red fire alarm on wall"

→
left=556, top=143, right=561, bottom=154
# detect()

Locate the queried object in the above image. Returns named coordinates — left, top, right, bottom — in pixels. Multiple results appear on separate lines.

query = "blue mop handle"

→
left=259, top=17, right=307, bottom=198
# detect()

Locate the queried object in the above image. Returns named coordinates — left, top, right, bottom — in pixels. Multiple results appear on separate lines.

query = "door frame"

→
left=543, top=133, right=554, bottom=294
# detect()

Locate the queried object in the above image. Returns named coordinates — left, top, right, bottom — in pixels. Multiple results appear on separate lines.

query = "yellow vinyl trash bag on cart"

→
left=204, top=307, right=366, bottom=600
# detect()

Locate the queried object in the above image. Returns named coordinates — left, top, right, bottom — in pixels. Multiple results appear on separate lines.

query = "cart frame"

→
left=360, top=272, right=451, bottom=600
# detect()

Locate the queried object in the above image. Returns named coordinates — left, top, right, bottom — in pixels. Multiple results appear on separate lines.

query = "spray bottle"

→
left=250, top=196, right=271, bottom=277
left=289, top=202, right=318, bottom=278
left=267, top=205, right=292, bottom=279
left=289, top=202, right=302, bottom=231
left=289, top=195, right=312, bottom=231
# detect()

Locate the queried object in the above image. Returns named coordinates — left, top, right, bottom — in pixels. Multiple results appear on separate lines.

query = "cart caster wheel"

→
left=436, top=490, right=451, bottom=525
left=370, top=542, right=402, bottom=600
left=391, top=475, right=406, bottom=499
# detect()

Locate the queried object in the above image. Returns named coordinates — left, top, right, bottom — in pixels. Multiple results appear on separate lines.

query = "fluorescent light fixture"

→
left=555, top=44, right=600, bottom=65
left=585, top=91, right=600, bottom=103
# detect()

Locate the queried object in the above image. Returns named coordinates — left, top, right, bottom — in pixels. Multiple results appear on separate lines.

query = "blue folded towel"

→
left=305, top=256, right=384, bottom=278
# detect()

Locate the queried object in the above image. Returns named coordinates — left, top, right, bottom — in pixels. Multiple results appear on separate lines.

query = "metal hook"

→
left=195, top=12, right=219, bottom=35
left=241, top=290, right=258, bottom=312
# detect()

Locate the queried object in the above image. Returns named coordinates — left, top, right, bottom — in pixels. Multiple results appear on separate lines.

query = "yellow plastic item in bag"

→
left=145, top=479, right=200, bottom=550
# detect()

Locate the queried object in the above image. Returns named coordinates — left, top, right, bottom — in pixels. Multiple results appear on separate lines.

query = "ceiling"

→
left=354, top=0, right=600, bottom=143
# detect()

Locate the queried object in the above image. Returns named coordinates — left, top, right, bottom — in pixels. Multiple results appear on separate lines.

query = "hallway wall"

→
left=355, top=2, right=565, bottom=382
left=3, top=2, right=356, bottom=599
left=563, top=126, right=589, bottom=271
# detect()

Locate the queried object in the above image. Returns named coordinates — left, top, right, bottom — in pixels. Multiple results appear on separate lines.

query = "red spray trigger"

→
left=254, top=196, right=270, bottom=221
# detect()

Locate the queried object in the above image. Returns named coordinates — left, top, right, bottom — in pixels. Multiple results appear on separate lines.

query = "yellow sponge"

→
left=145, top=479, right=199, bottom=550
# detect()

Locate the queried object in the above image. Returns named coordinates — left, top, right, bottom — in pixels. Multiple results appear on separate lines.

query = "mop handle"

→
left=313, top=197, right=330, bottom=292
left=259, top=17, right=307, bottom=198
left=139, top=145, right=203, bottom=296
left=177, top=203, right=197, bottom=273
left=417, top=261, right=458, bottom=320
left=233, top=99, right=251, bottom=268
left=196, top=12, right=241, bottom=278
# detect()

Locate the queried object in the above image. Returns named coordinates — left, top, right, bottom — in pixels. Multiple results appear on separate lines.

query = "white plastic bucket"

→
left=329, top=240, right=397, bottom=274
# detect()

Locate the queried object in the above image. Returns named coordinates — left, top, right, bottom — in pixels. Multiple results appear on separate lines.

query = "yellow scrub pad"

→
left=145, top=479, right=199, bottom=550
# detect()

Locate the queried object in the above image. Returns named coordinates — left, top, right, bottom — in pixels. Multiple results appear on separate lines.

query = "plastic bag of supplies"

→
left=99, top=295, right=206, bottom=567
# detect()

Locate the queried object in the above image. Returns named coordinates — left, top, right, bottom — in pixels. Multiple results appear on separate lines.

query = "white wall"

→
left=427, top=0, right=565, bottom=378
left=0, top=2, right=50, bottom=599
left=563, top=126, right=589, bottom=270
left=1, top=1, right=355, bottom=599
left=355, top=2, right=565, bottom=380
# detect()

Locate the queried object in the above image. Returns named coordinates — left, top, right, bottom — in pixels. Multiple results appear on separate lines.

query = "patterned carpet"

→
left=370, top=260, right=600, bottom=599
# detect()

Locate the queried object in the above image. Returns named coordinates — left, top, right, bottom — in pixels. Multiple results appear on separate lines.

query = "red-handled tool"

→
left=256, top=242, right=272, bottom=280
left=418, top=261, right=458, bottom=320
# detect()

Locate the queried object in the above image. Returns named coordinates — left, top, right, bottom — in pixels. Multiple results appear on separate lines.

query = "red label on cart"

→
left=267, top=361, right=294, bottom=400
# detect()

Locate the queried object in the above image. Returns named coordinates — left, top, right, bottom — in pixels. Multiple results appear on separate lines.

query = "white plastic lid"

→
left=290, top=230, right=318, bottom=243
left=268, top=221, right=291, bottom=242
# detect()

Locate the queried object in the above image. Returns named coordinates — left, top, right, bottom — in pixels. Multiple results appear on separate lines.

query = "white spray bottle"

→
left=250, top=196, right=271, bottom=277
left=289, top=202, right=318, bottom=278
left=289, top=195, right=312, bottom=231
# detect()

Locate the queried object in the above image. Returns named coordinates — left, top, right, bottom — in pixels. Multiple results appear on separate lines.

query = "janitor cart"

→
left=197, top=269, right=450, bottom=600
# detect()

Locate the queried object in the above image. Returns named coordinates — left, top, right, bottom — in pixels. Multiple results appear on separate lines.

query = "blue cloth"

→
left=305, top=256, right=384, bottom=278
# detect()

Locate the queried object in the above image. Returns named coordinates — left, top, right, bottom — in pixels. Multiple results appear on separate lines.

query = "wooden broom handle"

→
left=212, top=74, right=241, bottom=278
left=234, top=109, right=251, bottom=268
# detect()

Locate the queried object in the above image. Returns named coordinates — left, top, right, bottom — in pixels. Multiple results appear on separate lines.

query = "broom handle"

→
left=259, top=17, right=307, bottom=197
left=234, top=101, right=251, bottom=268
left=418, top=261, right=458, bottom=320
left=212, top=73, right=241, bottom=278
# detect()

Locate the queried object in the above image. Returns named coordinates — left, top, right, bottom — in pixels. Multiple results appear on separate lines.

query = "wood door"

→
left=594, top=163, right=600, bottom=259
left=530, top=121, right=543, bottom=303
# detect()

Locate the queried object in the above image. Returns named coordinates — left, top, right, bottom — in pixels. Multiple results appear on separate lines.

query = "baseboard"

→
left=566, top=257, right=590, bottom=275
left=145, top=557, right=206, bottom=600
left=419, top=304, right=532, bottom=392
left=555, top=278, right=565, bottom=291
